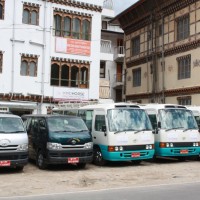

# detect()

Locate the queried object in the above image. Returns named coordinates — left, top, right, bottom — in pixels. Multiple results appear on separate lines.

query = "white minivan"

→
left=0, top=112, right=28, bottom=170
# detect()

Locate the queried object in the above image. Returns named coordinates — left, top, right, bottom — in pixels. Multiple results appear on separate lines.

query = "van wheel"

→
left=16, top=166, right=24, bottom=171
left=93, top=147, right=106, bottom=166
left=77, top=163, right=86, bottom=169
left=37, top=151, right=47, bottom=169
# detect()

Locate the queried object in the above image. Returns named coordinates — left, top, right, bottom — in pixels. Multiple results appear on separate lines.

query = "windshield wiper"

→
left=165, top=127, right=184, bottom=132
left=183, top=128, right=196, bottom=132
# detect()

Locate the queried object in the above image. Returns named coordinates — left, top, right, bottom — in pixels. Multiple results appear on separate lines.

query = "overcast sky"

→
left=112, top=0, right=138, bottom=15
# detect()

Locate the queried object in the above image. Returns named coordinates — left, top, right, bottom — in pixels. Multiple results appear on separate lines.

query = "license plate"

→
left=68, top=157, right=79, bottom=163
left=0, top=160, right=11, bottom=167
left=131, top=153, right=140, bottom=158
left=180, top=149, right=188, bottom=154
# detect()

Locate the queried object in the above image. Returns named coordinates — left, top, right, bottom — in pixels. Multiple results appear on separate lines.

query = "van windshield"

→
left=107, top=109, right=152, bottom=132
left=48, top=117, right=88, bottom=132
left=0, top=117, right=25, bottom=133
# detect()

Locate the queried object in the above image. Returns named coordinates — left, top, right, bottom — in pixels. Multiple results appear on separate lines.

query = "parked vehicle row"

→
left=1, top=103, right=200, bottom=172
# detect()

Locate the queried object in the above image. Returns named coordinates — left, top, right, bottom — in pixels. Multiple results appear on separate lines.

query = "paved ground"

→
left=0, top=158, right=200, bottom=198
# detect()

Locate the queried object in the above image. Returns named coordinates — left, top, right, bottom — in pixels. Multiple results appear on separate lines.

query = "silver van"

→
left=0, top=113, right=28, bottom=170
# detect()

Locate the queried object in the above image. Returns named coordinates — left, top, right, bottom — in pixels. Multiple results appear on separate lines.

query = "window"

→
left=177, top=55, right=191, bottom=80
left=131, top=36, right=140, bottom=56
left=102, top=20, right=107, bottom=29
left=177, top=15, right=189, bottom=41
left=50, top=59, right=89, bottom=88
left=95, top=115, right=106, bottom=131
left=177, top=96, right=191, bottom=105
left=0, top=51, right=2, bottom=73
left=20, top=55, right=38, bottom=77
left=0, top=0, right=5, bottom=20
left=22, top=4, right=39, bottom=25
left=158, top=24, right=163, bottom=36
left=100, top=62, right=106, bottom=78
left=132, top=68, right=141, bottom=87
left=53, top=11, right=91, bottom=40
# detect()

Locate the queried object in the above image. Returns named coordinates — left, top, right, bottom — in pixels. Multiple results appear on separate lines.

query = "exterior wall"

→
left=122, top=0, right=200, bottom=105
left=0, top=0, right=103, bottom=114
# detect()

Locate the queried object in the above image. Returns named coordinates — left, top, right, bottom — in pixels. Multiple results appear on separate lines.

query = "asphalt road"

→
left=1, top=182, right=200, bottom=200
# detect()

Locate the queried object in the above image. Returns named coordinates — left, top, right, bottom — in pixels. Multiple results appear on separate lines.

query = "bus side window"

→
left=95, top=115, right=106, bottom=132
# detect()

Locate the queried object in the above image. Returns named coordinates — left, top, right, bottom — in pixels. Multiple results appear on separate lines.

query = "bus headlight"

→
left=17, top=144, right=28, bottom=151
left=47, top=142, right=62, bottom=150
left=193, top=142, right=199, bottom=147
left=84, top=142, right=93, bottom=149
left=146, top=145, right=153, bottom=149
left=115, top=146, right=119, bottom=151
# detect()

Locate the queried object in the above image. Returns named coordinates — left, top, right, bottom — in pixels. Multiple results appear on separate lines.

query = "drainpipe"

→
left=161, top=13, right=165, bottom=103
left=39, top=0, right=47, bottom=114
left=11, top=0, right=16, bottom=95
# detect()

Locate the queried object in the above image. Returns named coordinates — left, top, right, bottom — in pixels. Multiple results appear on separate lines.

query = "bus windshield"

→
left=107, top=109, right=152, bottom=132
left=158, top=109, right=198, bottom=130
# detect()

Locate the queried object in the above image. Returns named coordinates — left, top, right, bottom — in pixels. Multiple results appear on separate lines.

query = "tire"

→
left=36, top=151, right=47, bottom=169
left=16, top=166, right=24, bottom=171
left=131, top=160, right=141, bottom=165
left=93, top=147, right=106, bottom=166
left=77, top=163, right=86, bottom=169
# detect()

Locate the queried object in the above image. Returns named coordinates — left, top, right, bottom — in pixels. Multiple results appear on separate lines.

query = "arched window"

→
left=71, top=66, right=79, bottom=87
left=64, top=17, right=71, bottom=37
left=31, top=10, right=37, bottom=25
left=51, top=64, right=59, bottom=86
left=54, top=15, right=62, bottom=36
left=72, top=18, right=80, bottom=39
left=82, top=19, right=90, bottom=40
left=0, top=4, right=3, bottom=19
left=80, top=67, right=88, bottom=85
left=61, top=65, right=69, bottom=86
left=21, top=61, right=28, bottom=76
left=23, top=9, right=29, bottom=24
left=29, top=61, right=36, bottom=77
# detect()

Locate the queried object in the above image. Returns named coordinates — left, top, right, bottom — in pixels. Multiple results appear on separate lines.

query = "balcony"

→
left=113, top=73, right=124, bottom=89
left=102, top=0, right=115, bottom=18
left=114, top=46, right=125, bottom=62
left=100, top=39, right=113, bottom=61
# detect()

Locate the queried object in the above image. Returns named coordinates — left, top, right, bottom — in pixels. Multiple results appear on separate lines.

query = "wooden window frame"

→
left=177, top=55, right=191, bottom=80
left=131, top=36, right=140, bottom=56
left=23, top=4, right=39, bottom=25
left=176, top=14, right=190, bottom=41
left=0, top=51, right=2, bottom=73
left=20, top=56, right=38, bottom=77
left=132, top=68, right=141, bottom=87
left=0, top=0, right=5, bottom=20
left=53, top=11, right=91, bottom=41
left=50, top=60, right=90, bottom=88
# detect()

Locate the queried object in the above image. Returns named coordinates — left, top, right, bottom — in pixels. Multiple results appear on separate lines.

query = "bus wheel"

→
left=93, top=147, right=106, bottom=166
left=131, top=160, right=141, bottom=165
left=36, top=151, right=47, bottom=169
left=178, top=157, right=186, bottom=162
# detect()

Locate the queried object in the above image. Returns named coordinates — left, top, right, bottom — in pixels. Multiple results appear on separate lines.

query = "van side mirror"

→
left=157, top=121, right=161, bottom=128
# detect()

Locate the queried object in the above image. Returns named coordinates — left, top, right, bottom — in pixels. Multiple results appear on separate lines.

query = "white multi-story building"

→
left=99, top=0, right=125, bottom=102
left=0, top=0, right=102, bottom=114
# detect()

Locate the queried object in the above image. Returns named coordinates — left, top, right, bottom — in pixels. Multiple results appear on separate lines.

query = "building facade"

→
left=113, top=0, right=200, bottom=105
left=99, top=0, right=125, bottom=102
left=0, top=0, right=102, bottom=114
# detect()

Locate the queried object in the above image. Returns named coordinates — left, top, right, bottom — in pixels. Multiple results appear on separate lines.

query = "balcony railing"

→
left=101, top=39, right=112, bottom=53
left=115, top=46, right=124, bottom=55
left=103, top=0, right=113, bottom=10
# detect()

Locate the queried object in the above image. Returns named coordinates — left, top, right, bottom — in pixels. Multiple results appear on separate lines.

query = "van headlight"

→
left=84, top=142, right=93, bottom=149
left=47, top=142, right=62, bottom=150
left=17, top=144, right=28, bottom=151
